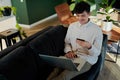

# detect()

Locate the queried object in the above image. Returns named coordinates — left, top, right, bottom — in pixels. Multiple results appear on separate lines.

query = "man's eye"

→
left=81, top=15, right=85, bottom=17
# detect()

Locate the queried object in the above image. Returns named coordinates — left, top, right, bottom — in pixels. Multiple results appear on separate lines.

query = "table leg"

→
left=18, top=32, right=23, bottom=40
left=115, top=40, right=120, bottom=62
left=0, top=38, right=2, bottom=50
left=5, top=38, right=12, bottom=47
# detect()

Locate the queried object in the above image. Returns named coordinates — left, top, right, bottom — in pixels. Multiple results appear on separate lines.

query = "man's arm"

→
left=88, top=30, right=103, bottom=56
left=76, top=30, right=103, bottom=56
left=64, top=27, right=72, bottom=53
left=64, top=26, right=78, bottom=58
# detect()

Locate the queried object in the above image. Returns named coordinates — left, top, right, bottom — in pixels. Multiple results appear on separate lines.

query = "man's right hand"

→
left=65, top=51, right=77, bottom=58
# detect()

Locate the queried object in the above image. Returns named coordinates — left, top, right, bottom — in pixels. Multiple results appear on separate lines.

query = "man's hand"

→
left=76, top=39, right=92, bottom=49
left=65, top=51, right=77, bottom=58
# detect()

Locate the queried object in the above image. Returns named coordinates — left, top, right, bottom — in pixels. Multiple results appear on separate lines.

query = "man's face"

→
left=76, top=11, right=90, bottom=25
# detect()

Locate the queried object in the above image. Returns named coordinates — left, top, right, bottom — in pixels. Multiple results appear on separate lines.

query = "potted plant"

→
left=0, top=6, right=16, bottom=16
left=97, top=0, right=117, bottom=31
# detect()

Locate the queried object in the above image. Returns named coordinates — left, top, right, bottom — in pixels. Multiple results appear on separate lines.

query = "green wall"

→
left=11, top=0, right=29, bottom=24
left=11, top=0, right=66, bottom=25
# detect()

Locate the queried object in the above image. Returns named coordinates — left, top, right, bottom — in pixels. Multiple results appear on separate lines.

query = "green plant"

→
left=0, top=11, right=2, bottom=17
left=97, top=0, right=116, bottom=22
left=16, top=22, right=27, bottom=38
left=13, top=7, right=27, bottom=38
left=0, top=7, right=4, bottom=17
left=69, top=0, right=95, bottom=10
left=0, top=6, right=16, bottom=16
left=69, top=0, right=99, bottom=16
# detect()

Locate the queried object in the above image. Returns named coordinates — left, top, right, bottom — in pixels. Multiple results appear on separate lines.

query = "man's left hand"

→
left=76, top=40, right=92, bottom=49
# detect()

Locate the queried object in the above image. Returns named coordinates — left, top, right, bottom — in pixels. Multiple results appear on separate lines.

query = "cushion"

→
left=28, top=25, right=67, bottom=56
left=0, top=74, right=7, bottom=80
left=27, top=25, right=68, bottom=79
left=0, top=46, right=38, bottom=80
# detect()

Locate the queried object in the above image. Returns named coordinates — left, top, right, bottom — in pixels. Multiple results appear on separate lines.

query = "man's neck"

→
left=81, top=19, right=90, bottom=25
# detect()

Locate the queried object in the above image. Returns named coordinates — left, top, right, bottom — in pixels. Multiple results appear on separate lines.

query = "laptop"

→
left=39, top=54, right=86, bottom=71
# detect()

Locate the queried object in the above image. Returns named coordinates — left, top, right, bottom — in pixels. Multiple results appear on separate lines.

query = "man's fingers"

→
left=65, top=53, right=77, bottom=58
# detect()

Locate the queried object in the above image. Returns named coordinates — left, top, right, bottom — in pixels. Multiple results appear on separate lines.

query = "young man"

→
left=47, top=1, right=103, bottom=80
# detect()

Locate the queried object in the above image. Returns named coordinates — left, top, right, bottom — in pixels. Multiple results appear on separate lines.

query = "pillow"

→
left=0, top=46, right=38, bottom=80
left=29, top=25, right=67, bottom=56
left=0, top=74, right=7, bottom=80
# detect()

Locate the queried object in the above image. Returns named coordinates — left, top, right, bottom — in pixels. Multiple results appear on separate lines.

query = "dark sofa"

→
left=0, top=25, right=108, bottom=80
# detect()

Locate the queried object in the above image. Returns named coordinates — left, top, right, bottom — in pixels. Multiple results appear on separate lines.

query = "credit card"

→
left=76, top=38, right=85, bottom=41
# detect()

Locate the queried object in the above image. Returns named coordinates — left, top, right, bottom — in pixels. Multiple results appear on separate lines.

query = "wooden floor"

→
left=24, top=16, right=120, bottom=80
left=24, top=17, right=61, bottom=37
left=97, top=55, right=120, bottom=80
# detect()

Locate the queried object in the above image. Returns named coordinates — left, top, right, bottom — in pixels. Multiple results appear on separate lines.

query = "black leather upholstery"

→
left=29, top=25, right=67, bottom=56
left=0, top=46, right=38, bottom=80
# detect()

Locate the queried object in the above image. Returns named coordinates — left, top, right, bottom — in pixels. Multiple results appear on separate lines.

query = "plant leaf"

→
left=16, top=23, right=22, bottom=30
left=106, top=16, right=110, bottom=21
left=110, top=0, right=116, bottom=7
left=69, top=3, right=75, bottom=11
left=97, top=11, right=106, bottom=15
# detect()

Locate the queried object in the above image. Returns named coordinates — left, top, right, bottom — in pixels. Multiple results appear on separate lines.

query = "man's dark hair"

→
left=73, top=1, right=90, bottom=14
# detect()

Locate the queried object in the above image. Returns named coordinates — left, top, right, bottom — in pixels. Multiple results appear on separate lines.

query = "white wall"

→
left=0, top=0, right=11, bottom=7
left=0, top=16, right=16, bottom=32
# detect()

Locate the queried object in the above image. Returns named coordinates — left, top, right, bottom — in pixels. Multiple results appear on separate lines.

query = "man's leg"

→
left=47, top=68, right=63, bottom=80
left=50, top=62, right=92, bottom=80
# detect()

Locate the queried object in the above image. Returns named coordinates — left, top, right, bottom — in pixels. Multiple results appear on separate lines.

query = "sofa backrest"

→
left=0, top=26, right=53, bottom=58
left=0, top=25, right=68, bottom=80
left=0, top=46, right=39, bottom=80
left=28, top=25, right=67, bottom=56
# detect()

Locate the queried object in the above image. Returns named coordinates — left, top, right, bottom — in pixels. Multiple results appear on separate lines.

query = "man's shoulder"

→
left=68, top=21, right=79, bottom=29
left=70, top=21, right=79, bottom=26
left=89, top=22, right=101, bottom=30
left=89, top=21, right=98, bottom=27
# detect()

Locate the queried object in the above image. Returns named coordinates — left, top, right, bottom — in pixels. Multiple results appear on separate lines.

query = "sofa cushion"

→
left=0, top=74, right=7, bottom=80
left=0, top=46, right=38, bottom=80
left=28, top=25, right=67, bottom=56
left=35, top=56, right=55, bottom=80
